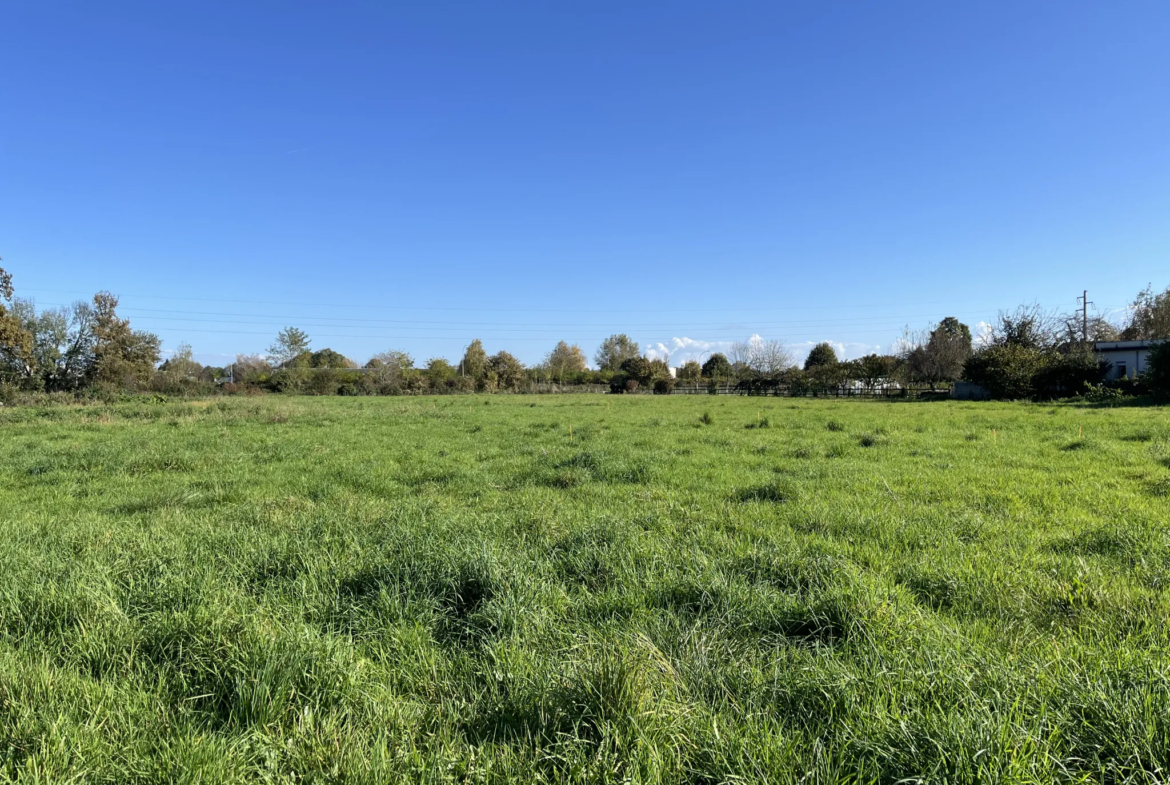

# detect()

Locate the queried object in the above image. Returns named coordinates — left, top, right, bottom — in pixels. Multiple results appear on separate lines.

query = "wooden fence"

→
left=669, top=383, right=949, bottom=399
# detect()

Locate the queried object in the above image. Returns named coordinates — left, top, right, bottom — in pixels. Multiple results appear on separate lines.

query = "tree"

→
left=620, top=356, right=655, bottom=386
left=424, top=357, right=458, bottom=391
left=594, top=334, right=640, bottom=371
left=233, top=354, right=272, bottom=385
left=268, top=327, right=311, bottom=366
left=964, top=306, right=1114, bottom=399
left=1060, top=313, right=1118, bottom=345
left=677, top=360, right=702, bottom=382
left=460, top=339, right=489, bottom=380
left=852, top=354, right=898, bottom=390
left=963, top=344, right=1047, bottom=399
left=158, top=343, right=201, bottom=378
left=544, top=341, right=588, bottom=382
left=0, top=264, right=36, bottom=385
left=1121, top=284, right=1170, bottom=340
left=900, top=318, right=972, bottom=389
left=1144, top=340, right=1170, bottom=399
left=804, top=342, right=839, bottom=370
left=91, top=292, right=161, bottom=390
left=309, top=348, right=354, bottom=368
left=21, top=301, right=97, bottom=392
left=749, top=339, right=794, bottom=378
left=489, top=351, right=525, bottom=390
left=366, top=350, right=414, bottom=390
left=701, top=353, right=731, bottom=379
left=989, top=305, right=1058, bottom=350
left=728, top=341, right=753, bottom=376
left=156, top=343, right=205, bottom=394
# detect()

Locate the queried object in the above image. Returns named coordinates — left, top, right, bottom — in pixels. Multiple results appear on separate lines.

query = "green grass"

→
left=1, top=395, right=1169, bottom=783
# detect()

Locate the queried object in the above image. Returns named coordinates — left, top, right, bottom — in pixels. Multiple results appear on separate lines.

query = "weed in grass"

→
left=826, top=420, right=845, bottom=432
left=1149, top=477, right=1170, bottom=498
left=734, top=481, right=795, bottom=504
left=699, top=412, right=714, bottom=426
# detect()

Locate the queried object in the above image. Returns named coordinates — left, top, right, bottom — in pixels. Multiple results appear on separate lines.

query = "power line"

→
left=22, top=287, right=1012, bottom=316
left=117, top=326, right=910, bottom=342
left=31, top=301, right=995, bottom=333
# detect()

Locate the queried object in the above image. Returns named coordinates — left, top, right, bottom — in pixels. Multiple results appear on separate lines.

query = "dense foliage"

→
left=1146, top=340, right=1170, bottom=400
left=962, top=306, right=1111, bottom=400
left=803, top=342, right=838, bottom=369
left=1, top=264, right=1166, bottom=402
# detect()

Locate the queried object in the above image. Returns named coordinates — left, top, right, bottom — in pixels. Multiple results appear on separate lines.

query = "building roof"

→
left=1094, top=339, right=1159, bottom=351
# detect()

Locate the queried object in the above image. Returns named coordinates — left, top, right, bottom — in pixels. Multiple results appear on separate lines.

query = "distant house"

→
left=1094, top=340, right=1157, bottom=380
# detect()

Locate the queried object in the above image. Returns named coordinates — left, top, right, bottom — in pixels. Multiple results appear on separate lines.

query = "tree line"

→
left=1, top=262, right=1167, bottom=401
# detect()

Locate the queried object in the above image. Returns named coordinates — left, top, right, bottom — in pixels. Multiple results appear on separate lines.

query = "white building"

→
left=1094, top=340, right=1157, bottom=380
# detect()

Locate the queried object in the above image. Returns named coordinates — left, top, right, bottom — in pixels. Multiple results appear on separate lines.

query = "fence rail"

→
left=669, top=383, right=949, bottom=398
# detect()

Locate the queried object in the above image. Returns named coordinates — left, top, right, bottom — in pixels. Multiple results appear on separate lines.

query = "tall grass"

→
left=1, top=395, right=1168, bottom=783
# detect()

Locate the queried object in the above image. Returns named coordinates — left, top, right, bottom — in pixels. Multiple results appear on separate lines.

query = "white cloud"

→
left=644, top=337, right=736, bottom=364
left=973, top=321, right=994, bottom=348
left=639, top=335, right=884, bottom=366
left=786, top=340, right=884, bottom=363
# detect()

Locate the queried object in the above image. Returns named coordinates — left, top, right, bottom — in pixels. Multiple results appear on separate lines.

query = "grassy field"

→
left=1, top=395, right=1169, bottom=784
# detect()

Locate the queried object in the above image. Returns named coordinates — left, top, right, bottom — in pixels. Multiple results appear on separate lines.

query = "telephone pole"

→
left=1077, top=290, right=1094, bottom=343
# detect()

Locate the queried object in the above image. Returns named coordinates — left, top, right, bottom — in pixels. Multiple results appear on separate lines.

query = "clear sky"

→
left=3, top=2, right=1168, bottom=367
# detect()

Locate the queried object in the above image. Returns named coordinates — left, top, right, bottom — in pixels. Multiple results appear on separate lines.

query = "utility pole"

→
left=1077, top=290, right=1094, bottom=343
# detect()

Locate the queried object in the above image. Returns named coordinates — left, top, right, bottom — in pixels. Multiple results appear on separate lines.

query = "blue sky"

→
left=2, top=2, right=1168, bottom=367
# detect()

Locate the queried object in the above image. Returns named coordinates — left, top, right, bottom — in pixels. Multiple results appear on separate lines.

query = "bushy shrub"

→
left=652, top=378, right=674, bottom=395
left=1035, top=351, right=1109, bottom=396
left=963, top=345, right=1048, bottom=399
left=1145, top=340, right=1170, bottom=400
left=963, top=345, right=1106, bottom=400
left=1079, top=383, right=1125, bottom=403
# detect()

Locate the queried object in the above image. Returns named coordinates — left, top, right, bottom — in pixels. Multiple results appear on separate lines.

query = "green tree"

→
left=804, top=342, right=839, bottom=370
left=1144, top=340, right=1170, bottom=399
left=701, top=353, right=731, bottom=379
left=155, top=343, right=208, bottom=395
left=963, top=344, right=1048, bottom=399
left=594, top=334, right=640, bottom=371
left=991, top=305, right=1057, bottom=350
left=853, top=354, right=898, bottom=390
left=309, top=348, right=354, bottom=368
left=91, top=292, right=161, bottom=390
left=544, top=341, right=588, bottom=382
left=460, top=339, right=489, bottom=380
left=901, top=318, right=972, bottom=389
left=268, top=327, right=312, bottom=367
left=424, top=357, right=458, bottom=391
left=677, top=360, right=702, bottom=382
left=0, top=264, right=36, bottom=385
left=489, top=351, right=525, bottom=390
left=366, top=350, right=414, bottom=392
left=619, top=356, right=654, bottom=386
left=1121, top=284, right=1170, bottom=340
